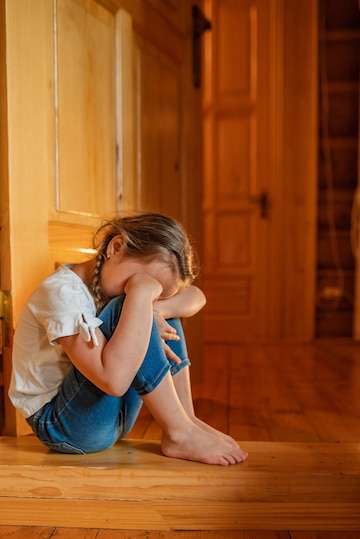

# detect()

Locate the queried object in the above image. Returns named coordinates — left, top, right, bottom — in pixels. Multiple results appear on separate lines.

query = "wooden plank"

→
left=229, top=345, right=320, bottom=442
left=165, top=534, right=290, bottom=539
left=52, top=531, right=98, bottom=539
left=0, top=436, right=358, bottom=467
left=0, top=527, right=55, bottom=539
left=1, top=461, right=358, bottom=504
left=0, top=529, right=295, bottom=539
left=1, top=439, right=359, bottom=503
left=304, top=409, right=360, bottom=443
left=0, top=499, right=168, bottom=530
left=158, top=502, right=360, bottom=531
left=0, top=499, right=359, bottom=531
left=0, top=529, right=358, bottom=539
left=291, top=533, right=360, bottom=539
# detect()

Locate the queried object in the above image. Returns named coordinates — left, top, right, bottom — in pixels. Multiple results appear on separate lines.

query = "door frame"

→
left=271, top=0, right=318, bottom=342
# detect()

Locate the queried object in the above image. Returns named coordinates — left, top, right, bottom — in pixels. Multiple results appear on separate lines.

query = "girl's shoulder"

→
left=42, top=264, right=84, bottom=288
left=21, top=265, right=100, bottom=342
left=30, top=265, right=94, bottom=312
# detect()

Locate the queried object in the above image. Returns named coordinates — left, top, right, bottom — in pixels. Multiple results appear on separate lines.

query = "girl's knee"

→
left=98, top=295, right=126, bottom=340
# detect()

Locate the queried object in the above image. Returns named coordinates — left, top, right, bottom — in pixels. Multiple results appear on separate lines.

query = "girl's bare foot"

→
left=170, top=368, right=247, bottom=457
left=161, top=423, right=248, bottom=465
left=142, top=371, right=248, bottom=465
left=191, top=415, right=246, bottom=452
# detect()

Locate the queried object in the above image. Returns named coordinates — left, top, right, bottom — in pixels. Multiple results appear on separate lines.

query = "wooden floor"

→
left=1, top=341, right=360, bottom=538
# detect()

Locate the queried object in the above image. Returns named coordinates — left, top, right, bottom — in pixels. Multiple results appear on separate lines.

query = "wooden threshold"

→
left=0, top=437, right=359, bottom=531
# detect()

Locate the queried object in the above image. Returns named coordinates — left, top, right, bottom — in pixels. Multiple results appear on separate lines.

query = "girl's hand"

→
left=124, top=273, right=163, bottom=300
left=162, top=340, right=182, bottom=364
left=153, top=310, right=181, bottom=364
left=153, top=310, right=180, bottom=341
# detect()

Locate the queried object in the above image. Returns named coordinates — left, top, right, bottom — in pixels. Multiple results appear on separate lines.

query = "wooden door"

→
left=1, top=0, right=117, bottom=435
left=202, top=0, right=318, bottom=343
left=202, top=0, right=272, bottom=342
left=0, top=0, right=202, bottom=435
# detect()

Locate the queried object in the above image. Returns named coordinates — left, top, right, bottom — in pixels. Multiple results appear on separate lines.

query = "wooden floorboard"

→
left=1, top=498, right=360, bottom=531
left=0, top=436, right=359, bottom=530
left=1, top=531, right=360, bottom=539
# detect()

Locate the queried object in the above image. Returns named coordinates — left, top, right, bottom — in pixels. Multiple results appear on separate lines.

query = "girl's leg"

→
left=26, top=296, right=160, bottom=454
left=165, top=319, right=246, bottom=445
left=27, top=366, right=143, bottom=454
left=29, top=297, right=247, bottom=463
left=142, top=371, right=247, bottom=465
left=27, top=303, right=192, bottom=454
left=171, top=364, right=245, bottom=446
left=142, top=318, right=248, bottom=465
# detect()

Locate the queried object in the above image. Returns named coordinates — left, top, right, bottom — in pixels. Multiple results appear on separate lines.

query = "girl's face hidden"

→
left=101, top=256, right=180, bottom=301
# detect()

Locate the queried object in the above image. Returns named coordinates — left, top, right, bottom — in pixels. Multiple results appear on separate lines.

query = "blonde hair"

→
left=89, top=212, right=199, bottom=314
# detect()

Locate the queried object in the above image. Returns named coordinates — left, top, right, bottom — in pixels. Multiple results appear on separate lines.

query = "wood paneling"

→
left=135, top=36, right=182, bottom=217
left=316, top=0, right=360, bottom=338
left=279, top=0, right=318, bottom=341
left=55, top=0, right=117, bottom=218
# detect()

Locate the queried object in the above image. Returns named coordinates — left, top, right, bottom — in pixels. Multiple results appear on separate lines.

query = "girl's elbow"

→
left=191, top=285, right=206, bottom=306
left=194, top=288, right=206, bottom=311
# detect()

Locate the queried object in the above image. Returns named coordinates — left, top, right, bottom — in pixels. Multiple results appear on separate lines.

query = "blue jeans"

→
left=26, top=296, right=190, bottom=454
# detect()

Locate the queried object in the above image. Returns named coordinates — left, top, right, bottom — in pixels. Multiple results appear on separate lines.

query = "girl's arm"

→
left=153, top=285, right=206, bottom=363
left=58, top=274, right=164, bottom=396
left=153, top=285, right=206, bottom=320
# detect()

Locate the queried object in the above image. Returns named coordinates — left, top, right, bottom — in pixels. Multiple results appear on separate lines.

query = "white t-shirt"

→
left=9, top=265, right=103, bottom=418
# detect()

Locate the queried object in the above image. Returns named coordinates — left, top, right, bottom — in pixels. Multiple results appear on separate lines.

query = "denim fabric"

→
left=27, top=295, right=190, bottom=454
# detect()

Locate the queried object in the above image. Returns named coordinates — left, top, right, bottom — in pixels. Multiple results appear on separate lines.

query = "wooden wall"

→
left=315, top=0, right=360, bottom=337
left=0, top=0, right=203, bottom=435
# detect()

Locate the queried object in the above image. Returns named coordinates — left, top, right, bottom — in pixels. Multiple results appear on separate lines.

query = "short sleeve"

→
left=29, top=269, right=103, bottom=346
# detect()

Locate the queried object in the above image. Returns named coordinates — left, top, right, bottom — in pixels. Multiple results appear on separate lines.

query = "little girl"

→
left=9, top=212, right=248, bottom=465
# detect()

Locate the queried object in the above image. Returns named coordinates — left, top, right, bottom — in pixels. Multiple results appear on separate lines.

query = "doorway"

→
left=201, top=0, right=319, bottom=343
left=315, top=0, right=360, bottom=338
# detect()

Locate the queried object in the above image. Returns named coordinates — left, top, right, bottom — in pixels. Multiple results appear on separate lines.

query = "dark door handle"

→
left=250, top=191, right=269, bottom=218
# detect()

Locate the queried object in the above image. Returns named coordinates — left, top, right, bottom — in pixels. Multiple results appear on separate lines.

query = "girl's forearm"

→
left=101, top=289, right=154, bottom=387
left=154, top=285, right=206, bottom=319
left=63, top=286, right=156, bottom=396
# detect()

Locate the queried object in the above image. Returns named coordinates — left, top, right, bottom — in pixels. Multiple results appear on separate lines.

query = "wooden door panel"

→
left=56, top=0, right=117, bottom=218
left=217, top=116, right=252, bottom=201
left=204, top=279, right=253, bottom=315
left=203, top=0, right=267, bottom=342
left=135, top=38, right=182, bottom=219
left=217, top=0, right=254, bottom=99
left=216, top=213, right=253, bottom=268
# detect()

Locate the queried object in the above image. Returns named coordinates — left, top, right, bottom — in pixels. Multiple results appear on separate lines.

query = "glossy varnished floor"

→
left=1, top=342, right=360, bottom=538
left=131, top=341, right=360, bottom=444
